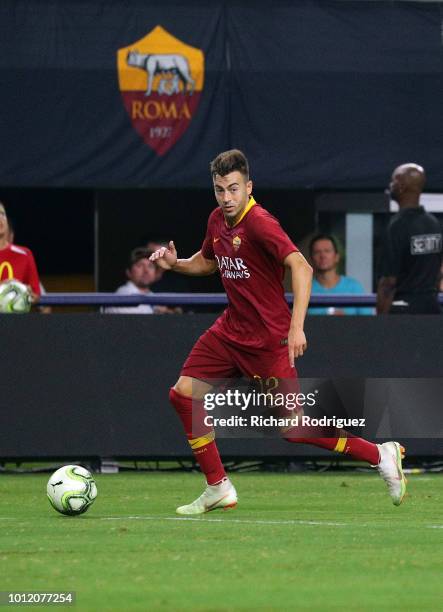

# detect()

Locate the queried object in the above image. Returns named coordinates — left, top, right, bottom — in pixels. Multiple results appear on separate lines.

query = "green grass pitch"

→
left=0, top=471, right=442, bottom=611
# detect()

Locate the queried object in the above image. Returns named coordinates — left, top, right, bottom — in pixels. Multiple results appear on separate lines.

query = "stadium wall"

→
left=0, top=315, right=441, bottom=459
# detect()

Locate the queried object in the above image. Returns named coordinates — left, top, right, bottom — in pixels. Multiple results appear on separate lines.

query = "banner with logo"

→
left=117, top=25, right=206, bottom=157
left=1, top=1, right=442, bottom=188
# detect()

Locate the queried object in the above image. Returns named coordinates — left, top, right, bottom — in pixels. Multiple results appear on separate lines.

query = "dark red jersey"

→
left=0, top=244, right=41, bottom=296
left=201, top=197, right=298, bottom=350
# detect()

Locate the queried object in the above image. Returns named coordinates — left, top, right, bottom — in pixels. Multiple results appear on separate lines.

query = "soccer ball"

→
left=47, top=465, right=98, bottom=516
left=0, top=279, right=32, bottom=313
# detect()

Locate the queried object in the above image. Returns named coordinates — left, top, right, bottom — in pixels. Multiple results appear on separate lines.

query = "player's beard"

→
left=221, top=204, right=238, bottom=216
left=222, top=200, right=247, bottom=224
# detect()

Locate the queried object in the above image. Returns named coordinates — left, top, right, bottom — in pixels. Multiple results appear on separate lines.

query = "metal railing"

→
left=36, top=292, right=438, bottom=307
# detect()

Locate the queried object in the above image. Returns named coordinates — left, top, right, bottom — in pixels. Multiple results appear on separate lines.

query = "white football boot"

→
left=376, top=441, right=407, bottom=506
left=176, top=478, right=238, bottom=515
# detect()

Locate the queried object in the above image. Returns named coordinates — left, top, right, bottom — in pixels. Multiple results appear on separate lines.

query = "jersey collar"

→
left=228, top=196, right=256, bottom=228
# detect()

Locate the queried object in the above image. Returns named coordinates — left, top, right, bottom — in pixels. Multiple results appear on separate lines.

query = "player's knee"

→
left=173, top=376, right=213, bottom=400
left=173, top=376, right=194, bottom=398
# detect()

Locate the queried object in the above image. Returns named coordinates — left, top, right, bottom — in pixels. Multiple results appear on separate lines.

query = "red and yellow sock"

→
left=284, top=426, right=380, bottom=465
left=169, top=387, right=226, bottom=485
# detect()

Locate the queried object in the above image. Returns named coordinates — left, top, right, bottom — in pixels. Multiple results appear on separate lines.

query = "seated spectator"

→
left=105, top=247, right=180, bottom=315
left=308, top=234, right=372, bottom=315
left=104, top=247, right=157, bottom=314
left=0, top=201, right=41, bottom=302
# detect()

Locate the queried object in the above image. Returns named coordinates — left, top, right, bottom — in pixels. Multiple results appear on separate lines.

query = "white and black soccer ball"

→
left=0, top=279, right=32, bottom=314
left=47, top=465, right=98, bottom=516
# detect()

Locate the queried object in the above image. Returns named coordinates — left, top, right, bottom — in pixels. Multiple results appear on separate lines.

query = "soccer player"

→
left=150, top=150, right=406, bottom=514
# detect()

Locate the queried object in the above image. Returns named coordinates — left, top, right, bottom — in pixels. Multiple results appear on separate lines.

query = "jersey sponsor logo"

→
left=410, top=233, right=442, bottom=255
left=232, top=235, right=241, bottom=251
left=117, top=26, right=205, bottom=156
left=215, top=254, right=250, bottom=279
left=0, top=261, right=13, bottom=281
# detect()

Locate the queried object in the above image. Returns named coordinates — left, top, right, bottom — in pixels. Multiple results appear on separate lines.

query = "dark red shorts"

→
left=181, top=329, right=297, bottom=381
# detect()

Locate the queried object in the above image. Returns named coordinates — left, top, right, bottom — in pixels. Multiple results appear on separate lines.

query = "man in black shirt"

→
left=377, top=164, right=442, bottom=314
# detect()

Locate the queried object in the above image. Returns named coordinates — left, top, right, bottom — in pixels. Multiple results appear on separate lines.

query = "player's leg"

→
left=170, top=376, right=226, bottom=487
left=169, top=331, right=239, bottom=514
left=285, top=422, right=380, bottom=464
left=284, top=424, right=406, bottom=505
left=252, top=348, right=406, bottom=505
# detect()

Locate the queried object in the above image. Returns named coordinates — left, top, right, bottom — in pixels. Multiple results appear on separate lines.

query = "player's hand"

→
left=288, top=327, right=307, bottom=367
left=149, top=240, right=177, bottom=270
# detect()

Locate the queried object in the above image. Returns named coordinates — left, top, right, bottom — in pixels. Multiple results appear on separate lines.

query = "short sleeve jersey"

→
left=0, top=244, right=41, bottom=296
left=379, top=207, right=442, bottom=298
left=201, top=197, right=298, bottom=350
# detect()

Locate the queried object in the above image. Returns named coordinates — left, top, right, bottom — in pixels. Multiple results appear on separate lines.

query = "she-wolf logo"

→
left=117, top=25, right=205, bottom=156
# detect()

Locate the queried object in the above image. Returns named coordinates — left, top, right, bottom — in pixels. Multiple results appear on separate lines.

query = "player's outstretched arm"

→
left=150, top=242, right=217, bottom=276
left=174, top=251, right=218, bottom=276
left=284, top=251, right=313, bottom=366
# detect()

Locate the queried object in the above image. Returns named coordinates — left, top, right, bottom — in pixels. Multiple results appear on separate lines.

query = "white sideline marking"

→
left=99, top=515, right=347, bottom=527
left=0, top=515, right=441, bottom=529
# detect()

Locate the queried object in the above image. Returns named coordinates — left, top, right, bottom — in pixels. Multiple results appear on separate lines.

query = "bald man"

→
left=377, top=164, right=442, bottom=314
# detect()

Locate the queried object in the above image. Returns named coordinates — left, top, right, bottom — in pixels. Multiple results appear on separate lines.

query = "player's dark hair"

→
left=309, top=234, right=339, bottom=255
left=210, top=150, right=249, bottom=179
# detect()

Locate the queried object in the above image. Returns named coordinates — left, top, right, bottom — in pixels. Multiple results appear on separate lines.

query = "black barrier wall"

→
left=0, top=315, right=442, bottom=459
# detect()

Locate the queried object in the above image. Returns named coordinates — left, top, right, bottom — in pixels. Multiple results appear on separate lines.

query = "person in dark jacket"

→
left=377, top=164, right=442, bottom=314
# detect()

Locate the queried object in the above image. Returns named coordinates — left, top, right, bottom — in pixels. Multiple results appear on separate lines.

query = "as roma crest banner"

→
left=117, top=26, right=205, bottom=156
